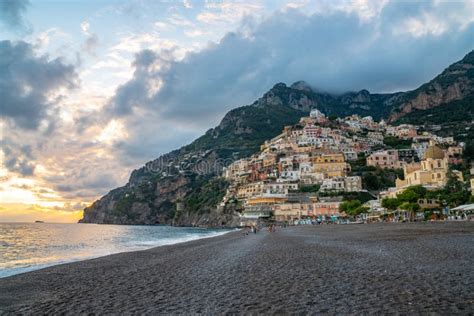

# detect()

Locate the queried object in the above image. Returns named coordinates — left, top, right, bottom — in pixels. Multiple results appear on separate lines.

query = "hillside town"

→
left=221, top=109, right=474, bottom=226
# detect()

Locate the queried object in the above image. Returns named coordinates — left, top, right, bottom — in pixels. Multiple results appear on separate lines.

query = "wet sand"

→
left=1, top=222, right=473, bottom=314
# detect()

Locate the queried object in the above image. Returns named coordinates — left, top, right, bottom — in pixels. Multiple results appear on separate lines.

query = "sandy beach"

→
left=1, top=222, right=473, bottom=314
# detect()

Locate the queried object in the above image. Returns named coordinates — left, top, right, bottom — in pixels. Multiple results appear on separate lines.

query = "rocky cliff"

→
left=388, top=50, right=474, bottom=121
left=80, top=84, right=307, bottom=225
left=80, top=50, right=474, bottom=226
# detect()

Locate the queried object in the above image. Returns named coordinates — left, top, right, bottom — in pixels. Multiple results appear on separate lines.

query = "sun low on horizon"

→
left=1, top=0, right=473, bottom=223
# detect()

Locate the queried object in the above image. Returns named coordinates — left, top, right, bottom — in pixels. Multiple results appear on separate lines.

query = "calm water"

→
left=0, top=223, right=232, bottom=278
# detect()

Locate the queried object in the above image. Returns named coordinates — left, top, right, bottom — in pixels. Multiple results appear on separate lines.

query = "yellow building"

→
left=312, top=153, right=350, bottom=178
left=395, top=145, right=461, bottom=189
left=237, top=182, right=266, bottom=199
left=247, top=196, right=288, bottom=205
left=273, top=202, right=317, bottom=222
left=273, top=203, right=303, bottom=222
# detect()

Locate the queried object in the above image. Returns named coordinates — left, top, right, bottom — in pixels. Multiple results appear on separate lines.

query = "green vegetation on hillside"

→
left=299, top=184, right=321, bottom=193
left=185, top=177, right=229, bottom=214
left=349, top=154, right=403, bottom=191
left=383, top=136, right=412, bottom=149
left=395, top=94, right=474, bottom=143
left=187, top=104, right=305, bottom=159
left=340, top=200, right=369, bottom=217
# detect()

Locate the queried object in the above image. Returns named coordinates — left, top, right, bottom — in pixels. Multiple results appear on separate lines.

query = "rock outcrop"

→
left=80, top=85, right=308, bottom=226
left=389, top=50, right=474, bottom=121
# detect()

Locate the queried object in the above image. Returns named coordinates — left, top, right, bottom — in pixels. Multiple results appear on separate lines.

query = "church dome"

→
left=424, top=145, right=445, bottom=159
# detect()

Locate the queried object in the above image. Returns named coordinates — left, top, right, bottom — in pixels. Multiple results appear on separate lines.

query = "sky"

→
left=0, top=0, right=473, bottom=223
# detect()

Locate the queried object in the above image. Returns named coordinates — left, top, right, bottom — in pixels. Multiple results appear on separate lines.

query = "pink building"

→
left=366, top=150, right=402, bottom=169
left=447, top=146, right=463, bottom=165
left=313, top=202, right=342, bottom=216
left=396, top=125, right=417, bottom=139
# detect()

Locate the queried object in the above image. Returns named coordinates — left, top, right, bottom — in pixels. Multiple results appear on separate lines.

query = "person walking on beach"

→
left=268, top=224, right=276, bottom=233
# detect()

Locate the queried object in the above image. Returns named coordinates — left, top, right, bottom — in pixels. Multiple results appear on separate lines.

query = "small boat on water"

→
left=34, top=220, right=45, bottom=223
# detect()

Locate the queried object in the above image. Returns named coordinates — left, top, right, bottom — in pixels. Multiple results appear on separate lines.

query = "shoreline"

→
left=1, top=222, right=473, bottom=314
left=0, top=225, right=237, bottom=279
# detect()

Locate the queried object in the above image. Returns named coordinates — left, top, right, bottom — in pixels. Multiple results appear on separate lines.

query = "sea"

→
left=0, top=223, right=232, bottom=278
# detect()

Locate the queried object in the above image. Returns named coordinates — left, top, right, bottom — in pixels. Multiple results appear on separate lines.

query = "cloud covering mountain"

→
left=107, top=1, right=473, bottom=161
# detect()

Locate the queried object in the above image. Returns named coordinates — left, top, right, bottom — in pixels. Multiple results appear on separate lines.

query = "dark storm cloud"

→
left=0, top=40, right=78, bottom=130
left=0, top=0, right=30, bottom=32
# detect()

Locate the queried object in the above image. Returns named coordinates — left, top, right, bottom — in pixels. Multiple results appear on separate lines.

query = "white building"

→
left=310, top=109, right=326, bottom=121
left=280, top=170, right=300, bottom=182
left=343, top=150, right=358, bottom=161
left=320, top=178, right=345, bottom=192
left=344, top=176, right=363, bottom=192
left=319, top=176, right=362, bottom=192
left=265, top=182, right=299, bottom=194
left=300, top=172, right=325, bottom=184
left=411, top=142, right=430, bottom=160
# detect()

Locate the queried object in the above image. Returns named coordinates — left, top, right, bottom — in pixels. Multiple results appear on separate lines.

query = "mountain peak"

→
left=272, top=82, right=287, bottom=89
left=388, top=49, right=474, bottom=121
left=290, top=80, right=313, bottom=92
left=461, top=50, right=474, bottom=64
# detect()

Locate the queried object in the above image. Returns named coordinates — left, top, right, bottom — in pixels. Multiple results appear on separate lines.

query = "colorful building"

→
left=367, top=150, right=402, bottom=169
left=395, top=145, right=452, bottom=189
left=312, top=153, right=350, bottom=178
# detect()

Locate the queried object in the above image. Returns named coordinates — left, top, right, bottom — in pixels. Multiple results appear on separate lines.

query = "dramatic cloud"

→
left=111, top=2, right=474, bottom=122
left=0, top=40, right=78, bottom=130
left=48, top=170, right=120, bottom=199
left=108, top=49, right=161, bottom=117
left=0, top=0, right=30, bottom=32
left=105, top=1, right=474, bottom=161
left=0, top=139, right=36, bottom=176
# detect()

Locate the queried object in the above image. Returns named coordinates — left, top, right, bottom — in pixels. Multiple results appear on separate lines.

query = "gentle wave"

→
left=0, top=223, right=233, bottom=278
